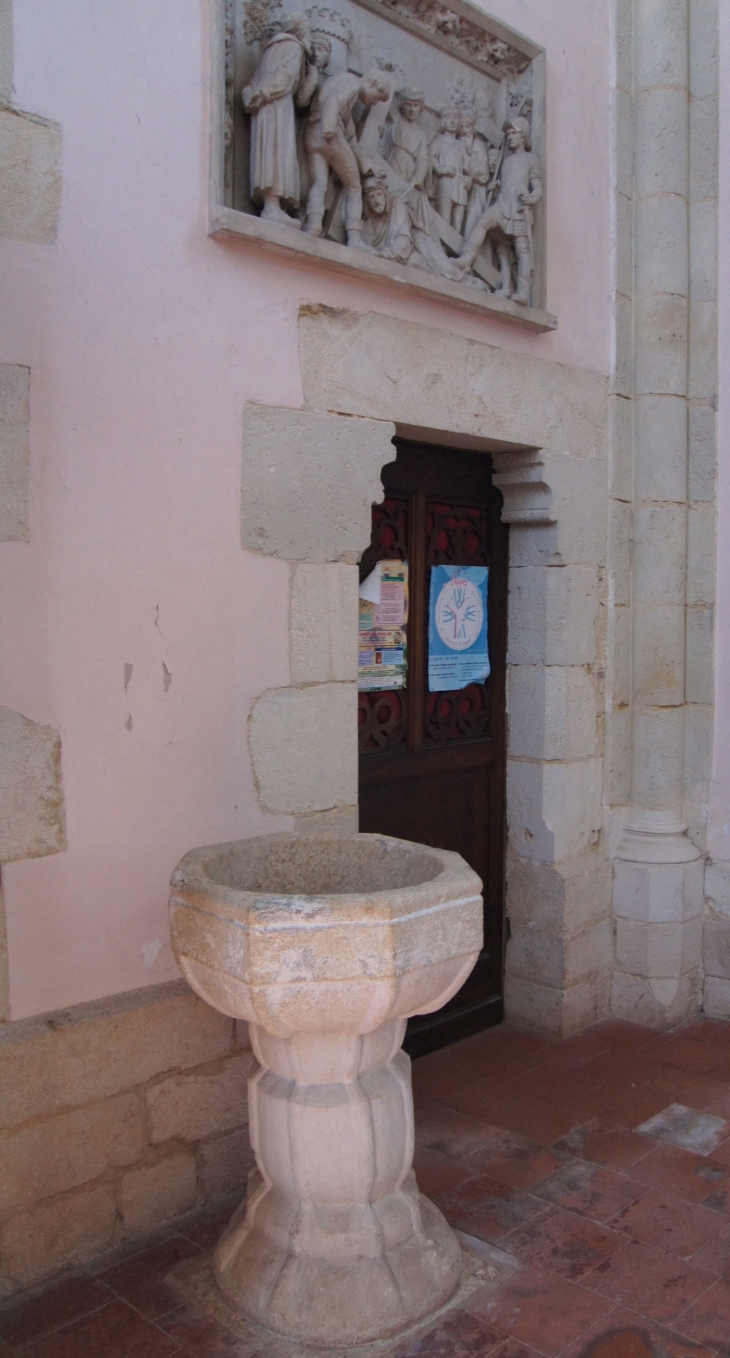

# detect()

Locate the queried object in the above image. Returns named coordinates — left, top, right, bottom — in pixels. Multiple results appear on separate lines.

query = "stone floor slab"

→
left=637, top=1104, right=730, bottom=1156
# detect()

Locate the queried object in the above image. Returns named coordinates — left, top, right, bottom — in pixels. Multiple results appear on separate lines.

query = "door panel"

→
left=358, top=440, right=508, bottom=1056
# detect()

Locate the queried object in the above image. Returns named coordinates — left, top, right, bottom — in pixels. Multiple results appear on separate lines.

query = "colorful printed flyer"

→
left=358, top=560, right=408, bottom=691
left=428, top=564, right=489, bottom=692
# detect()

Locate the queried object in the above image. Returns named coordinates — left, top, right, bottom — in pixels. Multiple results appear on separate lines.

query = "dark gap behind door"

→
left=358, top=441, right=508, bottom=1056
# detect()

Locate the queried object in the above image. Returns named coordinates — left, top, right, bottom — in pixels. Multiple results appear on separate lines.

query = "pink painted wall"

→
left=708, top=6, right=730, bottom=864
left=0, top=0, right=611, bottom=1018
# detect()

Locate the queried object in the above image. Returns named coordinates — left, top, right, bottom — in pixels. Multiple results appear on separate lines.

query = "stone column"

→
left=612, top=0, right=704, bottom=1026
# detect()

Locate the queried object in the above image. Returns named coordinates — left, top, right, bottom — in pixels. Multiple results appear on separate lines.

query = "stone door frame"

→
left=243, top=304, right=612, bottom=1037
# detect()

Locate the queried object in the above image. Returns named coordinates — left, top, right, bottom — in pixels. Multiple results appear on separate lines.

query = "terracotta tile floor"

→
left=5, top=1018, right=730, bottom=1355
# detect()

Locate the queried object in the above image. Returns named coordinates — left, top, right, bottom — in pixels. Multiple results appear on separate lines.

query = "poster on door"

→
left=428, top=565, right=489, bottom=692
left=358, top=560, right=408, bottom=691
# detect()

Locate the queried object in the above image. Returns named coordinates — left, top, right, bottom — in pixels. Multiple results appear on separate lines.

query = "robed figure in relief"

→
left=385, top=88, right=463, bottom=282
left=242, top=14, right=312, bottom=225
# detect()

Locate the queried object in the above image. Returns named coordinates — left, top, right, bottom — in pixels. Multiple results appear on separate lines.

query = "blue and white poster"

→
left=428, top=565, right=490, bottom=692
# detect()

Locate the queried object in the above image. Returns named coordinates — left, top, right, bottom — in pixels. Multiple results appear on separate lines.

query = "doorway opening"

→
left=358, top=439, right=508, bottom=1056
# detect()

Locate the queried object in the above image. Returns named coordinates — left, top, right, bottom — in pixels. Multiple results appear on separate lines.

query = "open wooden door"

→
left=358, top=440, right=508, bottom=1056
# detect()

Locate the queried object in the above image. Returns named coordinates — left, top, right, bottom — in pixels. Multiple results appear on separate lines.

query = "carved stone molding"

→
left=491, top=449, right=556, bottom=525
left=371, top=0, right=533, bottom=78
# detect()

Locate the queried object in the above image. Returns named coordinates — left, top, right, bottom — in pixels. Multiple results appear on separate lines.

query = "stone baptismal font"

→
left=169, top=831, right=483, bottom=1346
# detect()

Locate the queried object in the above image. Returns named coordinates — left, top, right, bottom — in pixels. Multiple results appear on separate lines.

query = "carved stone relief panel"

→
left=216, top=0, right=549, bottom=325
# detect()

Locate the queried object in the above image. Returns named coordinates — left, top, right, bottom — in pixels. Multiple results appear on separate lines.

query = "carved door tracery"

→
left=359, top=441, right=508, bottom=1055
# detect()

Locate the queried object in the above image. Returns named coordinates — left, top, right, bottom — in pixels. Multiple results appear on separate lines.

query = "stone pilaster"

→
left=612, top=0, right=703, bottom=1027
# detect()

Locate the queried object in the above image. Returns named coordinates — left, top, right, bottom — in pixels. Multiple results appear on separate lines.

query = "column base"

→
left=615, top=810, right=701, bottom=865
left=213, top=1171, right=461, bottom=1346
left=610, top=968, right=702, bottom=1029
left=612, top=844, right=704, bottom=1029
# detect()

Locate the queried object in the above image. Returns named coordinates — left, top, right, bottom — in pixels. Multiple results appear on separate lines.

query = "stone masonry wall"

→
left=297, top=304, right=612, bottom=1038
left=0, top=980, right=256, bottom=1295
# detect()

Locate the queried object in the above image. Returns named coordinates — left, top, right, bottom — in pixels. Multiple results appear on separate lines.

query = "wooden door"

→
left=358, top=440, right=508, bottom=1056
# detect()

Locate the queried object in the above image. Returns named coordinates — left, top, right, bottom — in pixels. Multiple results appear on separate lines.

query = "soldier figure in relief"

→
left=454, top=115, right=542, bottom=304
left=304, top=69, right=391, bottom=249
left=459, top=111, right=492, bottom=239
left=242, top=14, right=313, bottom=227
left=427, top=105, right=470, bottom=233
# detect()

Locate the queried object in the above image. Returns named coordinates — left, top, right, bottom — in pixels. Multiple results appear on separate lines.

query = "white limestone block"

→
left=294, top=805, right=359, bottom=834
left=630, top=706, right=686, bottom=811
left=505, top=454, right=607, bottom=570
left=634, top=295, right=689, bottom=398
left=614, top=0, right=632, bottom=91
left=290, top=562, right=358, bottom=683
left=608, top=500, right=631, bottom=608
left=607, top=604, right=631, bottom=707
left=0, top=365, right=30, bottom=541
left=689, top=299, right=719, bottom=400
left=612, top=293, right=634, bottom=400
left=507, top=918, right=612, bottom=991
left=506, top=852, right=612, bottom=935
left=508, top=666, right=596, bottom=762
left=688, top=402, right=717, bottom=503
left=689, top=0, right=718, bottom=101
left=690, top=97, right=719, bottom=203
left=507, top=565, right=598, bottom=667
left=298, top=307, right=608, bottom=460
left=615, top=917, right=701, bottom=978
left=690, top=199, right=718, bottom=304
left=704, top=976, right=730, bottom=1020
left=686, top=606, right=714, bottom=705
left=687, top=506, right=716, bottom=607
left=608, top=394, right=632, bottom=503
left=684, top=703, right=713, bottom=845
left=0, top=707, right=66, bottom=862
left=632, top=604, right=685, bottom=706
left=612, top=87, right=634, bottom=201
left=504, top=972, right=610, bottom=1038
left=0, top=107, right=61, bottom=244
left=613, top=857, right=704, bottom=923
left=507, top=758, right=603, bottom=865
left=604, top=706, right=631, bottom=808
left=249, top=682, right=357, bottom=816
left=633, top=505, right=687, bottom=604
left=705, top=861, right=730, bottom=917
left=241, top=405, right=394, bottom=562
left=614, top=187, right=633, bottom=301
left=703, top=919, right=730, bottom=981
left=611, top=968, right=701, bottom=1029
left=634, top=0, right=688, bottom=90
left=635, top=89, right=689, bottom=198
left=635, top=193, right=689, bottom=298
left=634, top=395, right=688, bottom=502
